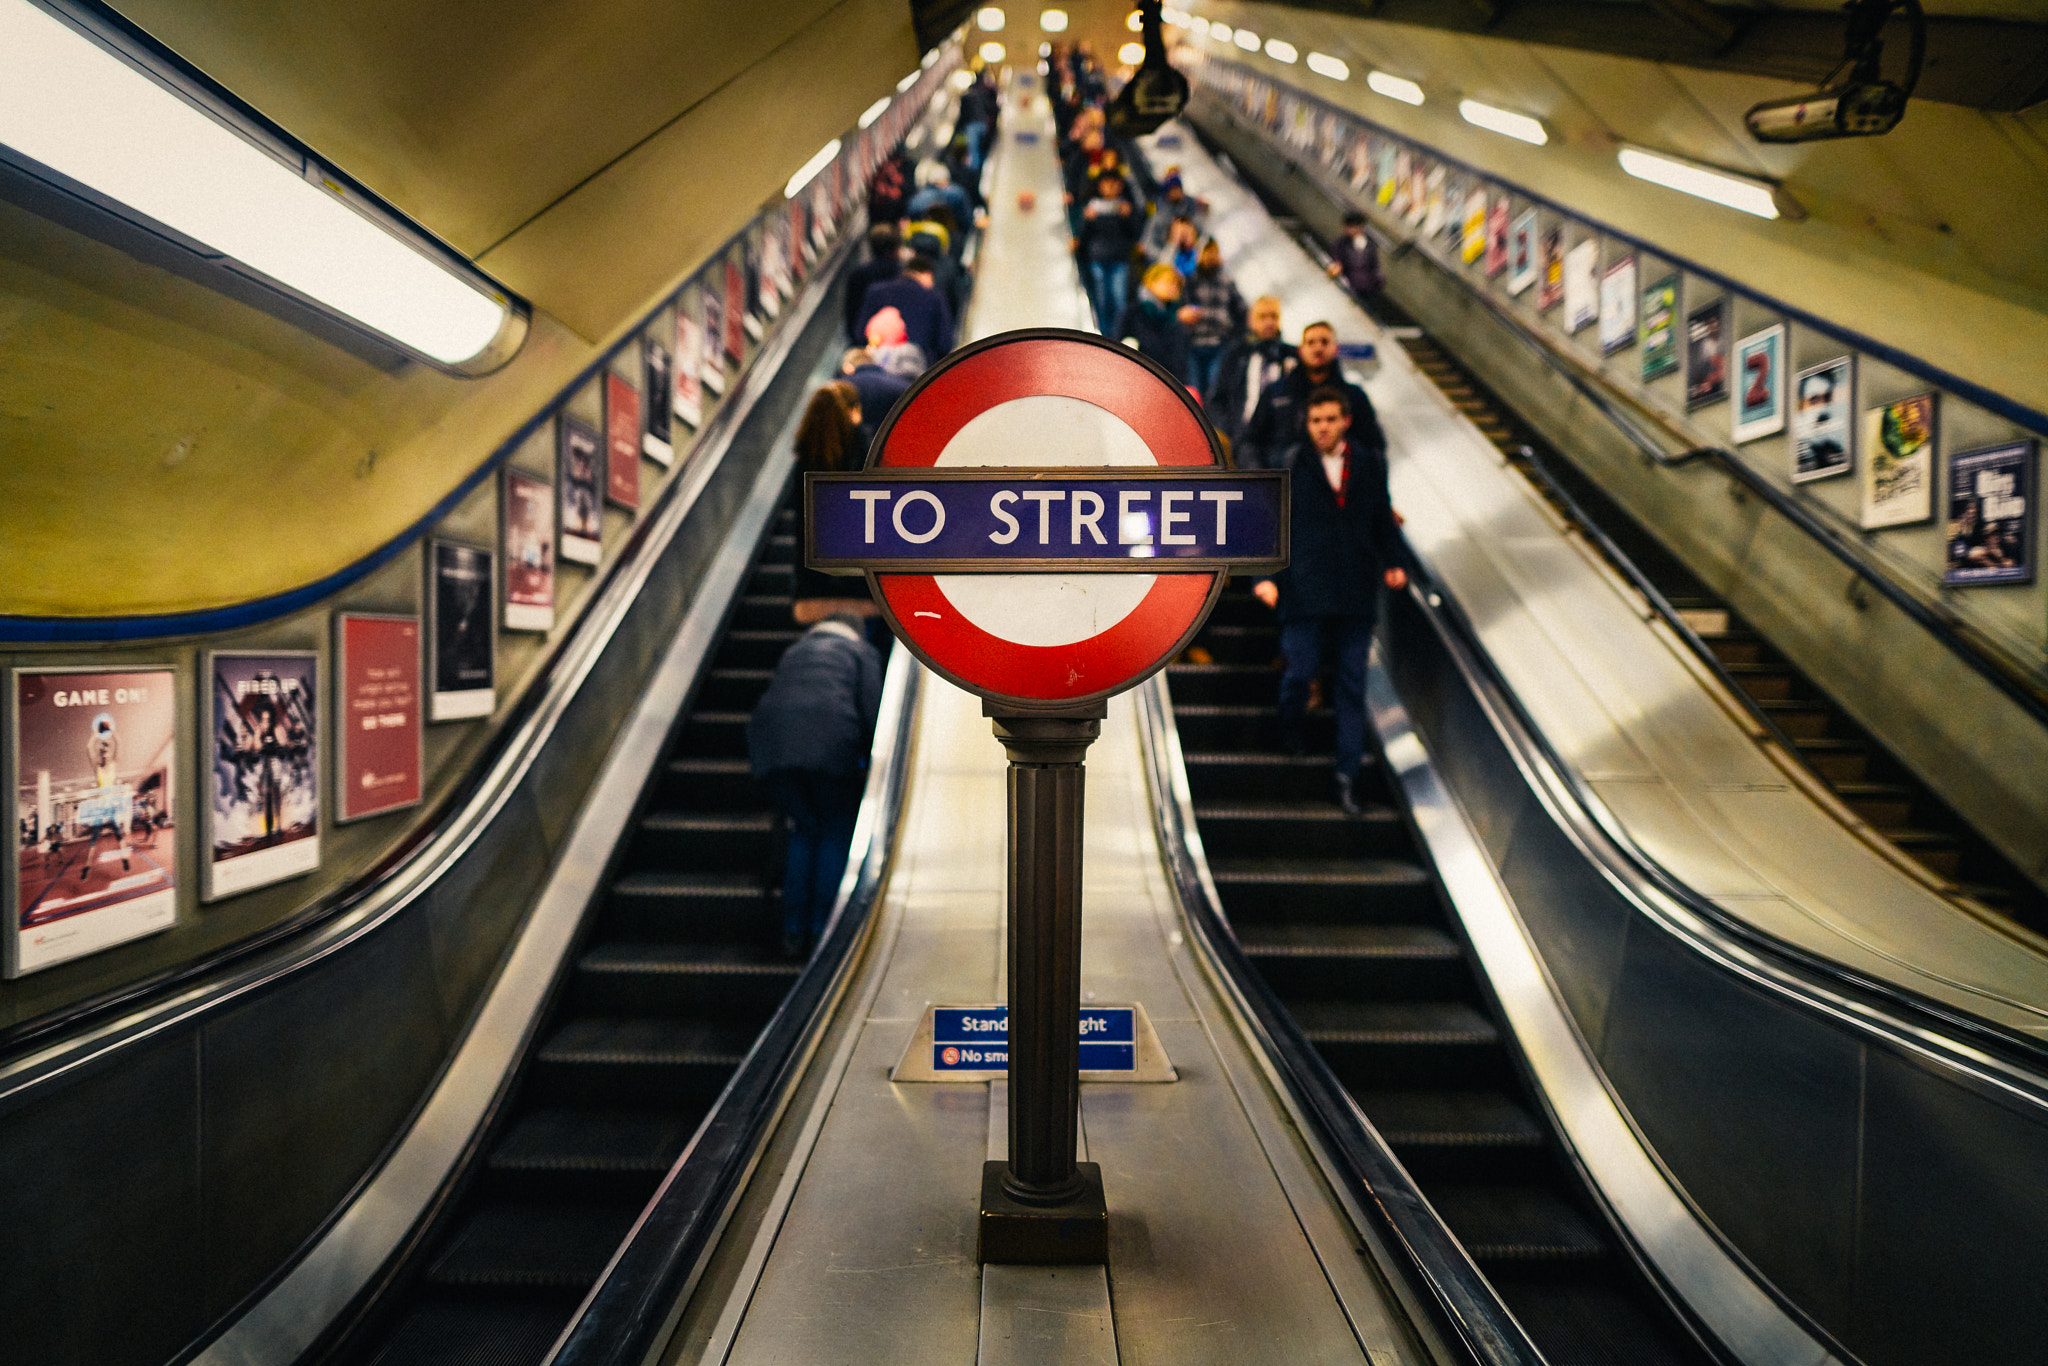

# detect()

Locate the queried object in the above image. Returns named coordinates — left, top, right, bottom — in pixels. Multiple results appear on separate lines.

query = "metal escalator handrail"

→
left=1133, top=677, right=1546, bottom=1366
left=545, top=647, right=922, bottom=1366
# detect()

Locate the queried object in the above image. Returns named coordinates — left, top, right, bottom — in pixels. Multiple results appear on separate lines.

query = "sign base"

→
left=979, top=1160, right=1108, bottom=1265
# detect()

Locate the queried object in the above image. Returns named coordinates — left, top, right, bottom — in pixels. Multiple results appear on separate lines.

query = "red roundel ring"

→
left=863, top=330, right=1225, bottom=706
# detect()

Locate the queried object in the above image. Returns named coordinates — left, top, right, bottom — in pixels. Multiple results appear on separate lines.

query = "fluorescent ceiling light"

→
left=1119, top=41, right=1146, bottom=65
left=784, top=138, right=841, bottom=199
left=1127, top=9, right=1144, bottom=31
left=1264, top=39, right=1298, bottom=63
left=1460, top=98, right=1547, bottom=145
left=923, top=47, right=941, bottom=67
left=1190, top=17, right=1211, bottom=36
left=1366, top=71, right=1424, bottom=105
left=1234, top=28, right=1260, bottom=51
left=1306, top=52, right=1349, bottom=81
left=0, top=0, right=513, bottom=367
left=949, top=69, right=974, bottom=91
left=858, top=95, right=892, bottom=129
left=979, top=40, right=1006, bottom=62
left=1040, top=7, right=1068, bottom=31
left=977, top=6, right=1005, bottom=30
left=897, top=70, right=921, bottom=91
left=1619, top=145, right=1781, bottom=220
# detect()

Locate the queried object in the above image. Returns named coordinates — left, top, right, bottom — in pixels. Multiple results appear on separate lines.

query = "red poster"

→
left=337, top=614, right=421, bottom=823
left=787, top=200, right=807, bottom=280
left=604, top=374, right=640, bottom=510
left=723, top=253, right=746, bottom=363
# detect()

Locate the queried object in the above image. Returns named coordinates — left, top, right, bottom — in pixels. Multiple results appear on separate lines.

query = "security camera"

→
left=1745, top=0, right=1922, bottom=145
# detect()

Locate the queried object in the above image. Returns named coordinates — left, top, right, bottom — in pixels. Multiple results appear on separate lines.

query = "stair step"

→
left=575, top=941, right=800, bottom=1015
left=1427, top=1184, right=1608, bottom=1263
left=491, top=1108, right=698, bottom=1176
left=1359, top=1090, right=1545, bottom=1149
left=426, top=1201, right=642, bottom=1289
left=365, top=1300, right=578, bottom=1366
left=1237, top=923, right=1459, bottom=959
left=1292, top=1000, right=1497, bottom=1046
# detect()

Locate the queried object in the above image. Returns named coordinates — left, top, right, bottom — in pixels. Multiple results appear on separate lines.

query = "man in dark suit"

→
left=1236, top=321, right=1378, bottom=471
left=1253, top=387, right=1407, bottom=814
left=854, top=255, right=955, bottom=361
left=1206, top=294, right=1295, bottom=456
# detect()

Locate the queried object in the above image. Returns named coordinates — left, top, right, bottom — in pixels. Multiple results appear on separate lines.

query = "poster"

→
left=672, top=295, right=704, bottom=430
left=205, top=652, right=318, bottom=900
left=1639, top=274, right=1678, bottom=380
left=1506, top=209, right=1538, bottom=296
left=1422, top=165, right=1448, bottom=237
left=429, top=539, right=495, bottom=721
left=1791, top=357, right=1855, bottom=483
left=335, top=614, right=421, bottom=823
left=1390, top=149, right=1414, bottom=218
left=1459, top=187, right=1487, bottom=264
left=1861, top=393, right=1938, bottom=528
left=642, top=337, right=674, bottom=467
left=758, top=216, right=784, bottom=319
left=1376, top=142, right=1398, bottom=205
left=9, top=667, right=177, bottom=976
left=1944, top=441, right=2034, bottom=586
left=502, top=468, right=555, bottom=632
left=604, top=374, right=641, bottom=511
left=699, top=279, right=727, bottom=396
left=740, top=234, right=765, bottom=344
left=1483, top=198, right=1511, bottom=278
left=1684, top=298, right=1728, bottom=408
left=1404, top=158, right=1428, bottom=226
left=1535, top=227, right=1564, bottom=312
left=1599, top=255, right=1638, bottom=355
left=1731, top=325, right=1787, bottom=443
left=723, top=250, right=747, bottom=363
left=559, top=416, right=604, bottom=566
left=1346, top=135, right=1372, bottom=192
left=1563, top=239, right=1598, bottom=334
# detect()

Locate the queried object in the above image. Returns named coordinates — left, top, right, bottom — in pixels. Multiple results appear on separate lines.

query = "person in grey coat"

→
left=746, top=617, right=883, bottom=956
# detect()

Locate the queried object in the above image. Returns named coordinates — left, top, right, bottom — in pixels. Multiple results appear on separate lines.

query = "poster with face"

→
left=1599, top=256, right=1638, bottom=355
left=1639, top=274, right=1678, bottom=380
left=335, top=614, right=421, bottom=823
left=642, top=337, right=674, bottom=466
left=1791, top=357, right=1855, bottom=483
left=1685, top=298, right=1729, bottom=408
left=604, top=374, right=641, bottom=511
left=1563, top=238, right=1599, bottom=334
left=1507, top=209, right=1539, bottom=296
left=503, top=468, right=555, bottom=633
left=1460, top=187, right=1488, bottom=265
left=10, top=668, right=177, bottom=976
left=1483, top=198, right=1511, bottom=278
left=1731, top=325, right=1787, bottom=443
left=1944, top=441, right=2034, bottom=586
left=1536, top=227, right=1565, bottom=312
left=1861, top=393, right=1938, bottom=528
left=429, top=539, right=495, bottom=721
left=559, top=416, right=604, bottom=565
left=205, top=652, right=318, bottom=900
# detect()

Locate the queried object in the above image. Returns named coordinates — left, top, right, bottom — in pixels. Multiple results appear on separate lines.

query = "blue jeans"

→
left=1187, top=342, right=1226, bottom=396
left=765, top=769, right=865, bottom=944
left=965, top=122, right=989, bottom=174
left=1085, top=259, right=1130, bottom=334
left=1278, top=615, right=1374, bottom=778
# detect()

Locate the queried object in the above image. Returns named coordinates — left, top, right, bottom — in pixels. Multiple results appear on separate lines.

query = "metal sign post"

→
left=805, top=330, right=1285, bottom=1264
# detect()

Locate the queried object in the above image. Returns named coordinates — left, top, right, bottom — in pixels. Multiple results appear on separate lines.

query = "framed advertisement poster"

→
left=699, top=279, right=727, bottom=396
left=1731, top=325, right=1787, bottom=443
left=603, top=374, right=641, bottom=511
left=204, top=652, right=318, bottom=901
left=741, top=234, right=765, bottom=344
left=559, top=416, right=604, bottom=566
left=1376, top=143, right=1398, bottom=205
left=502, top=468, right=555, bottom=633
left=672, top=294, right=704, bottom=430
left=335, top=614, right=421, bottom=823
left=1506, top=209, right=1538, bottom=296
left=1599, top=255, right=1638, bottom=355
left=1791, top=357, right=1855, bottom=483
left=1422, top=164, right=1448, bottom=237
left=1404, top=158, right=1428, bottom=226
left=641, top=337, right=674, bottom=467
left=1563, top=239, right=1598, bottom=334
left=1483, top=198, right=1511, bottom=278
left=1459, top=187, right=1487, bottom=264
left=1861, top=393, right=1938, bottom=528
left=1639, top=274, right=1678, bottom=380
left=1684, top=298, right=1728, bottom=408
left=9, top=667, right=178, bottom=976
left=723, top=250, right=747, bottom=363
left=1944, top=441, right=2033, bottom=586
left=1535, top=227, right=1564, bottom=312
left=429, top=539, right=495, bottom=721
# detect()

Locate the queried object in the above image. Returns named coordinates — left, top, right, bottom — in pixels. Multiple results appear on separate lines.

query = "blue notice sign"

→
left=932, top=1006, right=1137, bottom=1073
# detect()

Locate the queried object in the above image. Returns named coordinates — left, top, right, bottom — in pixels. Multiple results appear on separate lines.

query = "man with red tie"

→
left=1253, top=387, right=1408, bottom=815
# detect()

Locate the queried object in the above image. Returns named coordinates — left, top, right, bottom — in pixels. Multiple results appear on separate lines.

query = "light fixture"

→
left=1190, top=17, right=1211, bottom=36
left=1459, top=98, right=1548, bottom=145
left=1119, top=41, right=1146, bottom=64
left=1264, top=39, right=1298, bottom=63
left=784, top=138, right=841, bottom=199
left=858, top=95, right=892, bottom=129
left=1127, top=9, right=1144, bottom=31
left=1234, top=28, right=1260, bottom=51
left=1306, top=51, right=1349, bottom=81
left=1618, top=145, right=1786, bottom=220
left=977, top=6, right=1005, bottom=30
left=1366, top=71, right=1425, bottom=105
left=923, top=47, right=941, bottom=67
left=1040, top=8, right=1068, bottom=32
left=949, top=69, right=975, bottom=92
left=979, top=40, right=1006, bottom=63
left=897, top=69, right=922, bottom=91
left=1039, top=42, right=1051, bottom=57
left=0, top=0, right=521, bottom=371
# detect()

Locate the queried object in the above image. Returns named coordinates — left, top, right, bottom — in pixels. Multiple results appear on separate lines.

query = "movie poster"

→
left=502, top=469, right=555, bottom=633
left=757, top=216, right=783, bottom=319
left=604, top=374, right=640, bottom=511
left=10, top=667, right=177, bottom=976
left=1599, top=256, right=1638, bottom=355
left=335, top=614, right=421, bottom=823
left=673, top=293, right=704, bottom=429
left=1404, top=157, right=1428, bottom=226
left=699, top=279, right=727, bottom=397
left=559, top=416, right=604, bottom=566
left=1639, top=274, right=1678, bottom=380
left=1563, top=239, right=1599, bottom=334
left=1484, top=198, right=1511, bottom=278
left=1684, top=298, right=1728, bottom=408
left=1731, top=325, right=1787, bottom=443
left=1944, top=442, right=2033, bottom=586
left=723, top=250, right=747, bottom=363
left=1423, top=164, right=1448, bottom=237
left=1861, top=393, right=1938, bottom=528
left=1507, top=209, right=1538, bottom=296
left=1345, top=135, right=1371, bottom=192
left=741, top=233, right=765, bottom=344
left=204, top=652, right=318, bottom=901
left=787, top=198, right=810, bottom=277
left=1460, top=187, right=1487, bottom=265
left=1791, top=357, right=1855, bottom=483
left=1536, top=227, right=1564, bottom=312
left=1389, top=149, right=1414, bottom=219
left=429, top=539, right=495, bottom=721
left=642, top=337, right=674, bottom=467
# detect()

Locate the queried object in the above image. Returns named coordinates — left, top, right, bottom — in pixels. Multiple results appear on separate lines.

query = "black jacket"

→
left=1205, top=335, right=1296, bottom=450
left=1238, top=365, right=1382, bottom=472
left=843, top=255, right=900, bottom=343
left=845, top=363, right=911, bottom=450
left=1267, top=436, right=1404, bottom=622
left=746, top=622, right=883, bottom=778
left=1075, top=197, right=1143, bottom=262
left=1330, top=230, right=1382, bottom=297
left=1113, top=296, right=1189, bottom=381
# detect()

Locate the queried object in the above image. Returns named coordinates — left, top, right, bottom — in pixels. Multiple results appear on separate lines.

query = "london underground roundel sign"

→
left=805, top=330, right=1287, bottom=707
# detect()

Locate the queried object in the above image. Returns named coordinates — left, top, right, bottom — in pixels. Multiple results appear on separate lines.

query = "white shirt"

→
left=1319, top=445, right=1347, bottom=497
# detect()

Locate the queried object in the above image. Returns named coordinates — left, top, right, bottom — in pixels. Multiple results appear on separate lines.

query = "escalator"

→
left=1167, top=581, right=1713, bottom=1366
left=345, top=501, right=805, bottom=1366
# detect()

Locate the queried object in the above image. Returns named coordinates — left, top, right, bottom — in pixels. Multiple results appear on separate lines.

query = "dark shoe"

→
left=1334, top=773, right=1363, bottom=817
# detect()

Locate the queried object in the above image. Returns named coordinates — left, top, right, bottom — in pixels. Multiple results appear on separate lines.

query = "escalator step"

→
left=366, top=1300, right=576, bottom=1366
left=1195, top=801, right=1404, bottom=859
left=1209, top=857, right=1431, bottom=890
left=1357, top=1090, right=1544, bottom=1149
left=1426, top=1184, right=1608, bottom=1263
left=426, top=1201, right=642, bottom=1288
left=632, top=809, right=775, bottom=868
left=1291, top=1000, right=1498, bottom=1046
left=539, top=1017, right=756, bottom=1068
left=490, top=1108, right=697, bottom=1175
left=1184, top=750, right=1365, bottom=802
left=1493, top=1278, right=1698, bottom=1366
left=1237, top=923, right=1459, bottom=959
left=576, top=941, right=800, bottom=1015
left=1209, top=857, right=1435, bottom=923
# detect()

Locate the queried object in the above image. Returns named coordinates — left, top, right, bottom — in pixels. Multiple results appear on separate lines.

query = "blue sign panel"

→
left=806, top=470, right=1285, bottom=572
left=932, top=1006, right=1136, bottom=1072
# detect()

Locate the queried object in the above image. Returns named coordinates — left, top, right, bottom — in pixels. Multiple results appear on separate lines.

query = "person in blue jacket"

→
left=1252, top=387, right=1407, bottom=815
left=854, top=255, right=955, bottom=361
left=746, top=617, right=883, bottom=956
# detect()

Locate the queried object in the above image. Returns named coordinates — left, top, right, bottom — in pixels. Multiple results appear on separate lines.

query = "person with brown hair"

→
left=791, top=383, right=882, bottom=630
